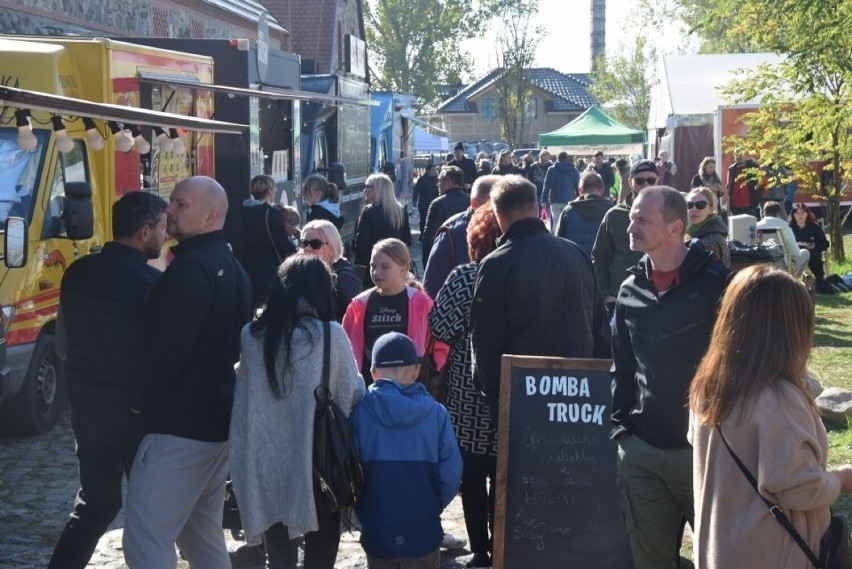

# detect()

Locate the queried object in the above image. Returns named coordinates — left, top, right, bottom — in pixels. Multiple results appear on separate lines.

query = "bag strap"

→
left=265, top=207, right=283, bottom=263
left=716, top=426, right=822, bottom=567
left=322, top=321, right=331, bottom=393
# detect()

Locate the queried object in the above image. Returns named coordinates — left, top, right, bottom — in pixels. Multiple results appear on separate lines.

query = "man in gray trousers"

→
left=123, top=176, right=251, bottom=568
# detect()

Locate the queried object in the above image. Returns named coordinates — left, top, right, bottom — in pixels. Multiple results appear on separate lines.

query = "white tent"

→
left=649, top=53, right=784, bottom=190
left=412, top=125, right=448, bottom=153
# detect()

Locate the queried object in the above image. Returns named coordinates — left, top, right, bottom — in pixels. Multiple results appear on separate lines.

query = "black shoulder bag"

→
left=313, top=321, right=365, bottom=514
left=717, top=426, right=852, bottom=569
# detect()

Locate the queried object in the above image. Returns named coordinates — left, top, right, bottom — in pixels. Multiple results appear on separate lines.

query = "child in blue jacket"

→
left=351, top=332, right=462, bottom=568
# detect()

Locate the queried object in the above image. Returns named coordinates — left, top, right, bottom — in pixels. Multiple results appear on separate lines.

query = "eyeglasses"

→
left=686, top=201, right=709, bottom=210
left=633, top=176, right=657, bottom=186
left=299, top=239, right=327, bottom=249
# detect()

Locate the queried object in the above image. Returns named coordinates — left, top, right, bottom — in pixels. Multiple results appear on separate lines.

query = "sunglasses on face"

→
left=687, top=201, right=709, bottom=210
left=299, top=239, right=327, bottom=249
left=633, top=176, right=657, bottom=186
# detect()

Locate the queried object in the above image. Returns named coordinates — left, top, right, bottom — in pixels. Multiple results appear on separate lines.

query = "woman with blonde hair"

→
left=353, top=173, right=411, bottom=287
left=685, top=187, right=730, bottom=267
left=300, top=219, right=362, bottom=321
left=303, top=174, right=342, bottom=229
left=688, top=265, right=852, bottom=569
left=343, top=238, right=446, bottom=384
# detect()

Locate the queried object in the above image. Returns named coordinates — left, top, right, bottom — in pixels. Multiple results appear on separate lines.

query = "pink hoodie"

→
left=342, top=286, right=449, bottom=371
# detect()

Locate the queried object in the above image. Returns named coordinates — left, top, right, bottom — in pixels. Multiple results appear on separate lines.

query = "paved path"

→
left=0, top=413, right=472, bottom=568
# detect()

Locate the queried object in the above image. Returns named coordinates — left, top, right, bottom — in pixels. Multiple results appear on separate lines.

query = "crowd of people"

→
left=49, top=138, right=848, bottom=569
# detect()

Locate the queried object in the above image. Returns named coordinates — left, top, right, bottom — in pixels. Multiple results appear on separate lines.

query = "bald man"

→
left=124, top=176, right=251, bottom=568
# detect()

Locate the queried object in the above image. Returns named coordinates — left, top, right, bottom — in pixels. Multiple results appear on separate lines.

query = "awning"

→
left=408, top=115, right=447, bottom=137
left=138, top=74, right=368, bottom=106
left=0, top=85, right=246, bottom=133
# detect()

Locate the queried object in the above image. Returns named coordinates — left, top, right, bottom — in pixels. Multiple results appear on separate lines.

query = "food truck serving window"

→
left=0, top=130, right=48, bottom=226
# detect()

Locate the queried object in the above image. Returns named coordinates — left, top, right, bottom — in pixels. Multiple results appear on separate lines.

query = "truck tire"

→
left=0, top=334, right=67, bottom=435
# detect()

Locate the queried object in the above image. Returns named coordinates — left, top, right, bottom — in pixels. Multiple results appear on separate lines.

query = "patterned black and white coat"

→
left=428, top=262, right=496, bottom=456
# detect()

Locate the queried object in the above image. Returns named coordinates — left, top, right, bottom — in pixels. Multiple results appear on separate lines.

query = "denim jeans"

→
left=48, top=410, right=142, bottom=569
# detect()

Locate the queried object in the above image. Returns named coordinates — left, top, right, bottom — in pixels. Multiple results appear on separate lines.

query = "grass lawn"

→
left=678, top=229, right=852, bottom=567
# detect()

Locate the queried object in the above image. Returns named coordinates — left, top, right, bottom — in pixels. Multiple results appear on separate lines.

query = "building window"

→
left=482, top=98, right=495, bottom=119
left=524, top=97, right=538, bottom=119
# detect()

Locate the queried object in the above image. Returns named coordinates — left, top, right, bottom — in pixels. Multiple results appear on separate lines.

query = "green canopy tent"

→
left=538, top=106, right=645, bottom=155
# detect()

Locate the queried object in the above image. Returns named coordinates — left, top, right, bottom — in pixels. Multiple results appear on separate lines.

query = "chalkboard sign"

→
left=494, top=356, right=633, bottom=569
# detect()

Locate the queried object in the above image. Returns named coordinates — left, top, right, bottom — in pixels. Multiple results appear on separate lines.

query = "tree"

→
left=588, top=36, right=658, bottom=133
left=713, top=0, right=852, bottom=262
left=492, top=0, right=542, bottom=148
left=365, top=0, right=498, bottom=107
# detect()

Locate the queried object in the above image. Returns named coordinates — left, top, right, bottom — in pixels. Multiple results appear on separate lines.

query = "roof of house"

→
left=206, top=0, right=288, bottom=34
left=436, top=68, right=596, bottom=113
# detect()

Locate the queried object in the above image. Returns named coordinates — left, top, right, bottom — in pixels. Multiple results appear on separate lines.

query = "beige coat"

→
left=689, top=382, right=841, bottom=569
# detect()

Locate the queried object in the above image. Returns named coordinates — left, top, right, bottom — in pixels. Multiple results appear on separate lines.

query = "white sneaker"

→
left=441, top=532, right=467, bottom=550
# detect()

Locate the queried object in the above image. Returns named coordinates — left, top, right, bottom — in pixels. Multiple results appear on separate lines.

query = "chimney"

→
left=590, top=0, right=606, bottom=72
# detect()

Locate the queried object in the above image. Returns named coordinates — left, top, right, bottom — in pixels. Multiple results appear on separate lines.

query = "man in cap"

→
left=592, top=159, right=658, bottom=315
left=447, top=142, right=477, bottom=190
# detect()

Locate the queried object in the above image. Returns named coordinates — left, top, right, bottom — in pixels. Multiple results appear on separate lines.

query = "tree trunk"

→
left=829, top=148, right=846, bottom=263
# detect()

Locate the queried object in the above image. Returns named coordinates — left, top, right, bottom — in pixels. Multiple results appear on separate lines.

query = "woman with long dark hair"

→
left=428, top=203, right=502, bottom=568
left=688, top=265, right=852, bottom=569
left=789, top=203, right=830, bottom=285
left=229, top=255, right=364, bottom=569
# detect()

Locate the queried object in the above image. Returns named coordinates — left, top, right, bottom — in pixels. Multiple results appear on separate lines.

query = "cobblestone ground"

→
left=0, top=413, right=472, bottom=568
left=0, top=217, right=476, bottom=568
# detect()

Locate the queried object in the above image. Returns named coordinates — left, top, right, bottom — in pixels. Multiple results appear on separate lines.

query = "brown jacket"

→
left=689, top=382, right=840, bottom=569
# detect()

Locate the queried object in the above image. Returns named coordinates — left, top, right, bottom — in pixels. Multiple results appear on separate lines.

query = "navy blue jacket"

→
left=556, top=194, right=613, bottom=256
left=58, top=242, right=160, bottom=410
left=352, top=380, right=462, bottom=558
left=422, top=188, right=469, bottom=263
left=422, top=208, right=471, bottom=298
left=542, top=161, right=580, bottom=204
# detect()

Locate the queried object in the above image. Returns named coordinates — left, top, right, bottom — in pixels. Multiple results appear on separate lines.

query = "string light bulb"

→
left=82, top=117, right=105, bottom=151
left=169, top=128, right=186, bottom=155
left=153, top=127, right=173, bottom=153
left=130, top=125, right=151, bottom=154
left=15, top=110, right=37, bottom=151
left=51, top=115, right=75, bottom=154
left=108, top=122, right=134, bottom=153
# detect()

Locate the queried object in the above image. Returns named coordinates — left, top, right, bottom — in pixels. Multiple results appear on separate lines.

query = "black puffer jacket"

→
left=470, top=217, right=611, bottom=402
left=353, top=203, right=412, bottom=267
left=59, top=242, right=160, bottom=410
left=610, top=242, right=730, bottom=449
left=240, top=201, right=296, bottom=308
left=128, top=231, right=252, bottom=442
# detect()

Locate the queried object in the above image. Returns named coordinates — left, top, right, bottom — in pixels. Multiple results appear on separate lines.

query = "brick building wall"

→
left=263, top=0, right=365, bottom=74
left=0, top=0, right=289, bottom=48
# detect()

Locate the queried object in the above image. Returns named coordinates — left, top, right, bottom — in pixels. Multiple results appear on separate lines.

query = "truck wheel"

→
left=0, top=334, right=67, bottom=435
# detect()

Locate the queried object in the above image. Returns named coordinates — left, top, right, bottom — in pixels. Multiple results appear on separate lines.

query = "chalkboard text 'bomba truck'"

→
left=0, top=36, right=244, bottom=435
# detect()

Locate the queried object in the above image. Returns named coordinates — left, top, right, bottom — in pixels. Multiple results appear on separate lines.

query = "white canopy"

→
left=412, top=126, right=448, bottom=152
left=650, top=53, right=784, bottom=129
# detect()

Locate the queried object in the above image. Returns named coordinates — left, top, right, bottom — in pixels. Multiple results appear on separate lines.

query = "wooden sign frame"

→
left=493, top=355, right=625, bottom=569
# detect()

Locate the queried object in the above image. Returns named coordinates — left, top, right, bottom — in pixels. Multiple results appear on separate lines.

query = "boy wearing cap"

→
left=351, top=332, right=463, bottom=569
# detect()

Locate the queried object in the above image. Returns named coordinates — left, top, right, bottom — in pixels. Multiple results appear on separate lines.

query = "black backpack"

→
left=313, top=321, right=365, bottom=513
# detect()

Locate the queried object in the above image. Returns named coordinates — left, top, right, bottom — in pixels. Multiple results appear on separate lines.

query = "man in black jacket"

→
left=611, top=186, right=729, bottom=568
left=421, top=166, right=469, bottom=268
left=447, top=142, right=477, bottom=189
left=47, top=192, right=166, bottom=569
left=124, top=176, right=251, bottom=568
left=470, top=175, right=610, bottom=409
